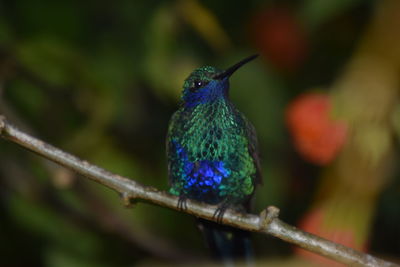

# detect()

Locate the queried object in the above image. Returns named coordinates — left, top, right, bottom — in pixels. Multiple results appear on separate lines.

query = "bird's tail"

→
left=197, top=218, right=253, bottom=266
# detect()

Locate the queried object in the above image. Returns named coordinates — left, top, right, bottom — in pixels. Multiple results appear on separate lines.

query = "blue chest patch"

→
left=170, top=140, right=231, bottom=202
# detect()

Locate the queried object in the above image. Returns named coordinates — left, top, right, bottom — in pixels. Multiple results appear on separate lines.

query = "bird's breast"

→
left=168, top=101, right=256, bottom=202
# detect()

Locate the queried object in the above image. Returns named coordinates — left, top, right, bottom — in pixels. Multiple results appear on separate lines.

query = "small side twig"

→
left=0, top=116, right=397, bottom=267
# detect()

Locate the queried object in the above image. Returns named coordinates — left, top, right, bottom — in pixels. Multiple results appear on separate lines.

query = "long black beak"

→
left=213, top=54, right=258, bottom=80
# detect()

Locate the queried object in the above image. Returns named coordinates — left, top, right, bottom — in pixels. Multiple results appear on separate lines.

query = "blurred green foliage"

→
left=0, top=0, right=399, bottom=266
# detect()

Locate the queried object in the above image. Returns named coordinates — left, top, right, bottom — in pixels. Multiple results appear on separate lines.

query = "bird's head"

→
left=181, top=55, right=258, bottom=108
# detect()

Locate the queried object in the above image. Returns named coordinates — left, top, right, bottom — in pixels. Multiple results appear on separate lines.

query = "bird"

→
left=166, top=55, right=262, bottom=264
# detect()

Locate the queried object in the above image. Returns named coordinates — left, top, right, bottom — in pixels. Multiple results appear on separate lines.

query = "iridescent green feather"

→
left=167, top=97, right=258, bottom=203
left=166, top=56, right=261, bottom=262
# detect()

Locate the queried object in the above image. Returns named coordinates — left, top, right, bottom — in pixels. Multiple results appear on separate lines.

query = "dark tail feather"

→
left=197, top=218, right=253, bottom=266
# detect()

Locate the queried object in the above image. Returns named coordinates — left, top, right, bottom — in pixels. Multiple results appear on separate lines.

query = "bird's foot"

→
left=177, top=195, right=188, bottom=211
left=213, top=202, right=229, bottom=224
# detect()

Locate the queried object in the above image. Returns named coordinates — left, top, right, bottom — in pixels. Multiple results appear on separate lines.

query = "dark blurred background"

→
left=0, top=0, right=399, bottom=266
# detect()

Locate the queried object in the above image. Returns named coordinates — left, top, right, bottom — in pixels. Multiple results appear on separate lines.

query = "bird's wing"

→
left=245, top=119, right=263, bottom=185
left=166, top=110, right=180, bottom=186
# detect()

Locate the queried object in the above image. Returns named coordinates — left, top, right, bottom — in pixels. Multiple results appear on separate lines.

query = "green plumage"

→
left=167, top=97, right=259, bottom=203
left=166, top=55, right=261, bottom=262
left=166, top=56, right=262, bottom=208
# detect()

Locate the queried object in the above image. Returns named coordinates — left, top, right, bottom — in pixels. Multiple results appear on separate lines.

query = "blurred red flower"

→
left=286, top=93, right=348, bottom=165
left=250, top=6, right=308, bottom=72
left=296, top=206, right=368, bottom=266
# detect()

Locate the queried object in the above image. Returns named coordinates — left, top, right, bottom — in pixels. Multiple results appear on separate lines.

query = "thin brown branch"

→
left=0, top=115, right=397, bottom=267
left=0, top=93, right=194, bottom=260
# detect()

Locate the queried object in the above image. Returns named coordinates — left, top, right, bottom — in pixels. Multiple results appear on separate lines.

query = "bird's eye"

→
left=194, top=81, right=202, bottom=88
left=190, top=80, right=209, bottom=92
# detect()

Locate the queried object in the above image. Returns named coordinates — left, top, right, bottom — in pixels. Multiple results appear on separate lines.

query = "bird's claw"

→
left=213, top=204, right=228, bottom=224
left=177, top=195, right=188, bottom=211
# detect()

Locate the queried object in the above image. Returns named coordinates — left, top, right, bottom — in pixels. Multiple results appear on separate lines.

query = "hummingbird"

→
left=166, top=55, right=262, bottom=263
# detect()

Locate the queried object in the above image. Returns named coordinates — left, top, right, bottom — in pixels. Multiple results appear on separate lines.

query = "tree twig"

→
left=0, top=115, right=397, bottom=267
